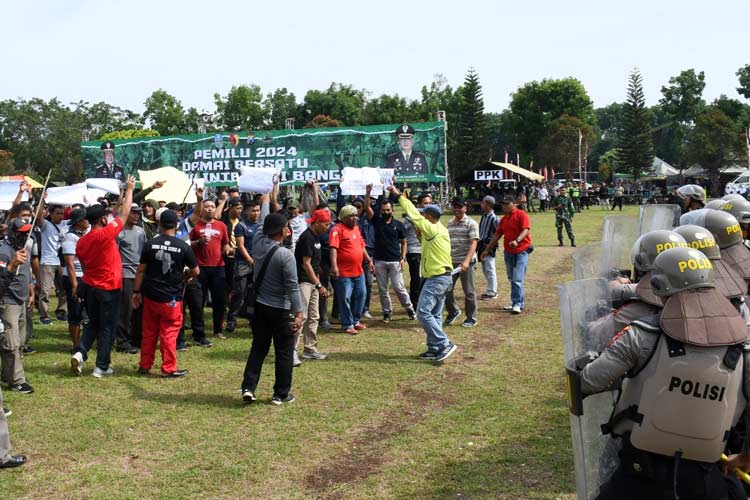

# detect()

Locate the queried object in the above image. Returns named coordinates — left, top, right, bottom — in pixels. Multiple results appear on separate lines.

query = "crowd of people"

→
left=0, top=174, right=535, bottom=467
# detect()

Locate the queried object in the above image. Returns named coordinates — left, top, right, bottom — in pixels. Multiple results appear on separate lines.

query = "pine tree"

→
left=454, top=68, right=487, bottom=181
left=616, top=69, right=653, bottom=179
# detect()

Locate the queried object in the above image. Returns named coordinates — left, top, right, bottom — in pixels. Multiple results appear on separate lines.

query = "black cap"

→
left=68, top=208, right=87, bottom=226
left=395, top=124, right=415, bottom=137
left=9, top=218, right=32, bottom=233
left=159, top=209, right=178, bottom=228
left=101, top=141, right=115, bottom=151
left=86, top=204, right=106, bottom=224
left=263, top=212, right=288, bottom=237
left=166, top=202, right=183, bottom=211
left=451, top=196, right=466, bottom=207
left=227, top=198, right=242, bottom=208
left=498, top=194, right=516, bottom=204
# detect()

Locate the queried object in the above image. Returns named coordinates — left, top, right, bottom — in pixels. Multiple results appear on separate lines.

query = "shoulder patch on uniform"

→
left=607, top=326, right=629, bottom=347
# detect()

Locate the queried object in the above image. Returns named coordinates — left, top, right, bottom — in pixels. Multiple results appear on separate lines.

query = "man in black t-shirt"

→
left=293, top=209, right=332, bottom=364
left=133, top=210, right=199, bottom=377
left=364, top=185, right=416, bottom=322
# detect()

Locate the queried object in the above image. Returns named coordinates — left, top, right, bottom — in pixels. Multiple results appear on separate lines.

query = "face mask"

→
left=382, top=213, right=393, bottom=220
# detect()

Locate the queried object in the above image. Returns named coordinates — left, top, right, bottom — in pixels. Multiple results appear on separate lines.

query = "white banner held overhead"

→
left=237, top=167, right=276, bottom=193
left=46, top=183, right=89, bottom=206
left=85, top=178, right=120, bottom=195
left=0, top=181, right=29, bottom=210
left=340, top=167, right=386, bottom=196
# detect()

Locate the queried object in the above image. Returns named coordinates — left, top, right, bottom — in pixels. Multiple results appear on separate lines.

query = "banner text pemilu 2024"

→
left=81, top=122, right=446, bottom=187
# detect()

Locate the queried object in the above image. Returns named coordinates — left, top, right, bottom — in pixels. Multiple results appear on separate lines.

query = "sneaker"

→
left=242, top=389, right=256, bottom=403
left=215, top=333, right=227, bottom=340
left=345, top=327, right=358, bottom=335
left=362, top=310, right=373, bottom=319
left=354, top=323, right=367, bottom=330
left=2, top=408, right=10, bottom=418
left=92, top=367, right=114, bottom=378
left=502, top=304, right=514, bottom=311
left=481, top=294, right=498, bottom=301
left=10, top=382, right=34, bottom=394
left=293, top=351, right=302, bottom=367
left=71, top=352, right=84, bottom=376
left=21, top=346, right=36, bottom=355
left=383, top=312, right=392, bottom=323
left=176, top=342, right=188, bottom=352
left=418, top=350, right=438, bottom=361
left=445, top=310, right=462, bottom=326
left=225, top=321, right=236, bottom=333
left=302, top=351, right=328, bottom=360
left=56, top=312, right=68, bottom=321
left=162, top=369, right=188, bottom=378
left=271, top=393, right=295, bottom=405
left=407, top=309, right=417, bottom=320
left=434, top=343, right=458, bottom=362
left=461, top=319, right=478, bottom=328
left=40, top=318, right=53, bottom=325
left=512, top=305, right=522, bottom=315
left=194, top=338, right=213, bottom=348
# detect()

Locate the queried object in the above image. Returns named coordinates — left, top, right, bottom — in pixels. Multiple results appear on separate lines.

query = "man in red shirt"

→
left=479, top=195, right=532, bottom=315
left=330, top=205, right=375, bottom=335
left=71, top=175, right=136, bottom=377
left=189, top=199, right=230, bottom=339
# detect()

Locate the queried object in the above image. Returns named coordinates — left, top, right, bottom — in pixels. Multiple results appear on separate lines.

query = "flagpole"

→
left=577, top=129, right=583, bottom=180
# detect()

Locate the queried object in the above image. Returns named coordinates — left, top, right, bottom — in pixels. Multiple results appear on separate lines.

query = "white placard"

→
left=0, top=181, right=29, bottom=206
left=46, top=183, right=89, bottom=206
left=340, top=167, right=386, bottom=196
left=238, top=167, right=276, bottom=193
left=138, top=166, right=197, bottom=204
left=86, top=178, right=120, bottom=195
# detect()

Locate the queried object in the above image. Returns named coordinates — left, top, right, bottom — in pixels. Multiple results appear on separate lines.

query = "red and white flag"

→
left=504, top=147, right=509, bottom=164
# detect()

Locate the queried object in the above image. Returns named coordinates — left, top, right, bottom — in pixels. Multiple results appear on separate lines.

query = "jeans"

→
left=481, top=255, right=497, bottom=296
left=504, top=250, right=529, bottom=309
left=333, top=274, right=366, bottom=329
left=62, top=275, right=83, bottom=325
left=406, top=253, right=422, bottom=307
left=198, top=266, right=226, bottom=335
left=362, top=248, right=373, bottom=312
left=242, top=302, right=294, bottom=398
left=374, top=260, right=413, bottom=314
left=445, top=262, right=477, bottom=322
left=417, top=275, right=452, bottom=352
left=78, top=287, right=121, bottom=370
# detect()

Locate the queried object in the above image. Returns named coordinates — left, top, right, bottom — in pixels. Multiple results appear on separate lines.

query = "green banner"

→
left=81, top=122, right=446, bottom=186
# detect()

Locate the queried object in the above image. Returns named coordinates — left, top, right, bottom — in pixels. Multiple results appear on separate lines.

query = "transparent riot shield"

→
left=637, top=204, right=681, bottom=236
left=573, top=241, right=630, bottom=281
left=559, top=278, right=619, bottom=500
left=573, top=243, right=603, bottom=280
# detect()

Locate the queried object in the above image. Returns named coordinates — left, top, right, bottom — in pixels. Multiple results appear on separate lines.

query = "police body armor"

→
left=607, top=315, right=746, bottom=462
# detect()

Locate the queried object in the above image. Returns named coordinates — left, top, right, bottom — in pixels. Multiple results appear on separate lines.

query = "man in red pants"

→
left=132, top=210, right=199, bottom=377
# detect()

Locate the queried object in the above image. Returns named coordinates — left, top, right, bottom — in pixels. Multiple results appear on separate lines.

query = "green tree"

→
left=686, top=109, right=744, bottom=195
left=737, top=64, right=750, bottom=100
left=362, top=94, right=416, bottom=125
left=303, top=115, right=343, bottom=128
left=143, top=89, right=186, bottom=136
left=99, top=129, right=160, bottom=141
left=506, top=77, right=595, bottom=158
left=453, top=68, right=488, bottom=180
left=616, top=69, right=653, bottom=179
left=590, top=102, right=625, bottom=170
left=710, top=95, right=750, bottom=128
left=263, top=88, right=297, bottom=129
left=300, top=83, right=366, bottom=126
left=0, top=149, right=15, bottom=175
left=535, top=114, right=594, bottom=179
left=656, top=69, right=707, bottom=168
left=214, top=84, right=265, bottom=131
left=597, top=149, right=617, bottom=183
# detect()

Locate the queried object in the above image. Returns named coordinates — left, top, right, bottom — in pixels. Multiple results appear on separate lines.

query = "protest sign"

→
left=238, top=167, right=276, bottom=193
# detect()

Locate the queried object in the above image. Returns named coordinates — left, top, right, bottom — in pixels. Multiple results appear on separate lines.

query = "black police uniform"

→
left=96, top=141, right=125, bottom=180
left=385, top=124, right=428, bottom=176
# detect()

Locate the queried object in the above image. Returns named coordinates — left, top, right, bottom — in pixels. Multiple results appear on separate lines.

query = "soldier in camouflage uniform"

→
left=554, top=187, right=575, bottom=247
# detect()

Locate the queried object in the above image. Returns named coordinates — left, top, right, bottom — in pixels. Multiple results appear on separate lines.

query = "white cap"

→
left=155, top=207, right=168, bottom=221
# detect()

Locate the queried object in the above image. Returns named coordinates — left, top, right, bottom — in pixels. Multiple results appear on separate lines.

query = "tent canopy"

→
left=488, top=162, right=545, bottom=182
left=651, top=157, right=679, bottom=177
left=0, top=175, right=44, bottom=188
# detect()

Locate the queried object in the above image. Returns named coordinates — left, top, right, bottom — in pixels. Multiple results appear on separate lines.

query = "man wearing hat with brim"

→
left=385, top=124, right=428, bottom=176
left=96, top=141, right=125, bottom=181
left=480, top=195, right=533, bottom=314
left=386, top=184, right=458, bottom=363
left=0, top=218, right=36, bottom=394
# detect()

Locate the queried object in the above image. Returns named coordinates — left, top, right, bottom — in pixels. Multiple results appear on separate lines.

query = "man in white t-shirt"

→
left=34, top=204, right=70, bottom=324
left=537, top=186, right=549, bottom=212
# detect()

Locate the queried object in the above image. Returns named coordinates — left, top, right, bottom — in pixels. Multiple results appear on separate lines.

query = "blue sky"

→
left=2, top=0, right=748, bottom=116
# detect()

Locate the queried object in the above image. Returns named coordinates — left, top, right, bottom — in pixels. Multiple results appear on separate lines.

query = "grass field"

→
left=0, top=204, right=639, bottom=499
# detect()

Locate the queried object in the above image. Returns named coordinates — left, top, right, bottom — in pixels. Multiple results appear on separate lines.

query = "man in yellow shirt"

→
left=387, top=185, right=457, bottom=362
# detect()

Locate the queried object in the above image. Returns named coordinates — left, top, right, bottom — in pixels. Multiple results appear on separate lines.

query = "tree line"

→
left=0, top=65, right=749, bottom=187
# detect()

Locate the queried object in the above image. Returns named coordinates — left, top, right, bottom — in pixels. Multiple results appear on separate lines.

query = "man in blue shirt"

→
left=226, top=200, right=261, bottom=332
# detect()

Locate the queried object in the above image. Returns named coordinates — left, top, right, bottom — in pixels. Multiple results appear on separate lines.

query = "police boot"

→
left=558, top=238, right=564, bottom=247
left=571, top=238, right=576, bottom=247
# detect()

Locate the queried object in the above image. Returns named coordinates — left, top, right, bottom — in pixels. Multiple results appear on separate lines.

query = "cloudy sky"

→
left=2, top=0, right=748, bottom=115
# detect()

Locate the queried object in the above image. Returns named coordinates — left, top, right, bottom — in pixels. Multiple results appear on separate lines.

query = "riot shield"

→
left=573, top=241, right=630, bottom=281
left=559, top=278, right=619, bottom=500
left=637, top=204, right=681, bottom=236
left=601, top=215, right=636, bottom=276
left=572, top=243, right=603, bottom=280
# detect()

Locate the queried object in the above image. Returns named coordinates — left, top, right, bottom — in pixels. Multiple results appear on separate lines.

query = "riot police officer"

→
left=95, top=141, right=124, bottom=180
left=676, top=184, right=706, bottom=214
left=384, top=125, right=428, bottom=176
left=569, top=246, right=750, bottom=499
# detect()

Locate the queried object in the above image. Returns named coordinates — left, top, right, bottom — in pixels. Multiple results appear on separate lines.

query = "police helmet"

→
left=650, top=247, right=714, bottom=297
left=679, top=208, right=743, bottom=249
left=673, top=225, right=720, bottom=260
left=630, top=230, right=689, bottom=272
left=719, top=198, right=750, bottom=224
left=677, top=184, right=706, bottom=204
left=723, top=194, right=748, bottom=205
left=704, top=199, right=726, bottom=210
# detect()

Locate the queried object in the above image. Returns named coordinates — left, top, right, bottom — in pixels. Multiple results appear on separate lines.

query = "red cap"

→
left=307, top=208, right=332, bottom=225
